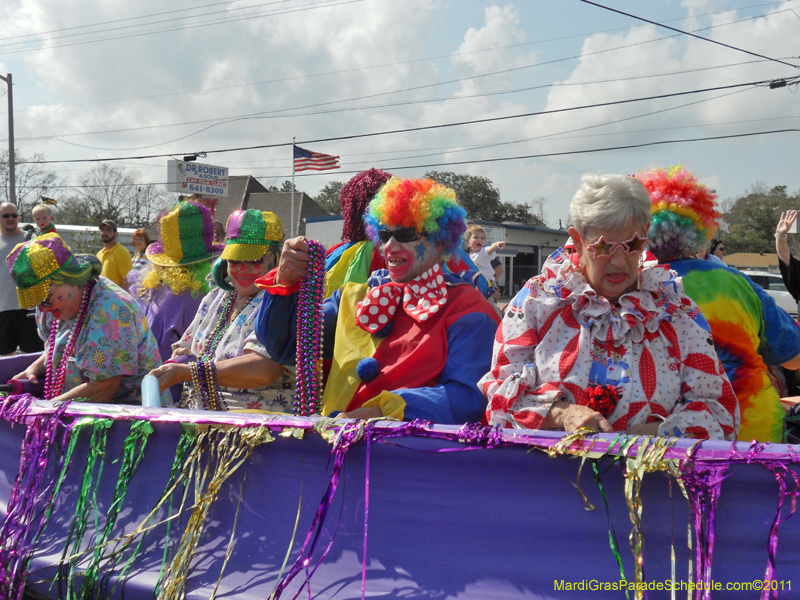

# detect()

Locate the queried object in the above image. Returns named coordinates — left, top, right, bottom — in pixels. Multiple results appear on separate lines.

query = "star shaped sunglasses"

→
left=585, top=231, right=647, bottom=258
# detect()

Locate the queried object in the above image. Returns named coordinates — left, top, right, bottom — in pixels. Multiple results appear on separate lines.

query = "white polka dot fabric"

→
left=355, top=264, right=448, bottom=333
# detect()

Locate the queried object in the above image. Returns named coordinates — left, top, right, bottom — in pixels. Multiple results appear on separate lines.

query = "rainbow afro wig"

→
left=340, top=168, right=393, bottom=242
left=364, top=176, right=467, bottom=255
left=636, top=166, right=720, bottom=262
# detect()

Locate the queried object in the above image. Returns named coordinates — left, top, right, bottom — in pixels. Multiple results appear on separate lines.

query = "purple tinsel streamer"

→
left=271, top=420, right=366, bottom=599
left=0, top=394, right=73, bottom=600
left=760, top=462, right=800, bottom=600
left=679, top=462, right=729, bottom=600
left=271, top=420, right=504, bottom=599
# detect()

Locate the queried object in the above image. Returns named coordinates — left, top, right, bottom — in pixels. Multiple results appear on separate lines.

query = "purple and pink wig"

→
left=339, top=168, right=393, bottom=242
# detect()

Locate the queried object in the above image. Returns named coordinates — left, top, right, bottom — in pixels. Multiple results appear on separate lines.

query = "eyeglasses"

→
left=40, top=285, right=56, bottom=308
left=585, top=231, right=647, bottom=258
left=378, top=227, right=421, bottom=244
left=2, top=213, right=18, bottom=219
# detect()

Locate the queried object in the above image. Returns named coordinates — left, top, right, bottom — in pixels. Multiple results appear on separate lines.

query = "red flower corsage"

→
left=585, top=385, right=620, bottom=418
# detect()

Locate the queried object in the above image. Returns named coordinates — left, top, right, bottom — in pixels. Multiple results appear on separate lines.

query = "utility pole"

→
left=0, top=74, right=15, bottom=205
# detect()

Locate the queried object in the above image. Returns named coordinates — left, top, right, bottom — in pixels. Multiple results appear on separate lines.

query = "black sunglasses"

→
left=2, top=213, right=18, bottom=219
left=40, top=285, right=56, bottom=308
left=378, top=227, right=421, bottom=244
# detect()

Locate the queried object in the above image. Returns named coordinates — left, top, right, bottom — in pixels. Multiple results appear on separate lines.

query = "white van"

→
left=740, top=270, right=798, bottom=318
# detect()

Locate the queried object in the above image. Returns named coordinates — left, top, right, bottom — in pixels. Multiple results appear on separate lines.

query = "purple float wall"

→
left=0, top=404, right=798, bottom=600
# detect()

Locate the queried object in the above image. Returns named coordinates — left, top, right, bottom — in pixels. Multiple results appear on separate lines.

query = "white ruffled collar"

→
left=533, top=252, right=686, bottom=342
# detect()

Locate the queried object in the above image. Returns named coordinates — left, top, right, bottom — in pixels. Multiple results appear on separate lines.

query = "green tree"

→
left=722, top=184, right=800, bottom=254
left=424, top=170, right=547, bottom=227
left=314, top=181, right=344, bottom=214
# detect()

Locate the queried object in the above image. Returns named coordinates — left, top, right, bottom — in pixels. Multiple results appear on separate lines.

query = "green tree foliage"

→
left=424, top=171, right=547, bottom=227
left=314, top=181, right=344, bottom=215
left=721, top=184, right=800, bottom=254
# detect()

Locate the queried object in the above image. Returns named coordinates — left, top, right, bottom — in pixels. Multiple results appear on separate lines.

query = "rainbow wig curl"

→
left=364, top=177, right=466, bottom=255
left=138, top=261, right=212, bottom=298
left=636, top=166, right=720, bottom=262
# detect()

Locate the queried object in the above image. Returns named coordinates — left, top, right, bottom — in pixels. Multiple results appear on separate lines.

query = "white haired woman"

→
left=480, top=174, right=740, bottom=440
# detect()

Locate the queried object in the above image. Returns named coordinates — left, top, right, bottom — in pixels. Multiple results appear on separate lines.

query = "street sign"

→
left=167, top=159, right=229, bottom=197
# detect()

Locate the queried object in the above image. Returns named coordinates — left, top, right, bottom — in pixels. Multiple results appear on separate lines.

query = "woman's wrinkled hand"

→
left=13, top=364, right=44, bottom=385
left=338, top=406, right=383, bottom=420
left=148, top=363, right=191, bottom=393
left=626, top=422, right=660, bottom=436
left=276, top=237, right=310, bottom=286
left=777, top=210, right=797, bottom=236
left=171, top=347, right=193, bottom=359
left=547, top=401, right=613, bottom=433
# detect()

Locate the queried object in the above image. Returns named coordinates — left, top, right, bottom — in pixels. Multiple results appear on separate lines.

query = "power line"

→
left=24, top=128, right=800, bottom=189
left=0, top=0, right=253, bottom=42
left=0, top=0, right=362, bottom=57
left=578, top=0, right=800, bottom=69
left=12, top=3, right=792, bottom=116
left=23, top=76, right=795, bottom=165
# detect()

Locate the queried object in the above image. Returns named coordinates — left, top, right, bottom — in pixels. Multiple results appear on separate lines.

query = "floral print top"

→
left=173, top=287, right=295, bottom=412
left=36, top=277, right=163, bottom=403
left=479, top=251, right=740, bottom=441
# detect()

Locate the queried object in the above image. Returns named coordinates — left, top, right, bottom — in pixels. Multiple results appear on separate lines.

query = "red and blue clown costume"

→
left=255, top=265, right=501, bottom=423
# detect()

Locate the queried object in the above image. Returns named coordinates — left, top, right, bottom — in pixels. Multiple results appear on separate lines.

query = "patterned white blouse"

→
left=479, top=252, right=739, bottom=440
left=173, top=287, right=295, bottom=412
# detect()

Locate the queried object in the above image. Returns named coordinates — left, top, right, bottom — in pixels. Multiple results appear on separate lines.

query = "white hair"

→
left=569, top=173, right=651, bottom=235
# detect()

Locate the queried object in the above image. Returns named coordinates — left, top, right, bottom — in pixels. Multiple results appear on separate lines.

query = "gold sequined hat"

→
left=220, top=210, right=284, bottom=262
left=6, top=233, right=74, bottom=309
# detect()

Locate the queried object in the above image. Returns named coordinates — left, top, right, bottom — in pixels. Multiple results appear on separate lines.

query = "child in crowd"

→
left=32, top=204, right=56, bottom=236
left=466, top=224, right=505, bottom=286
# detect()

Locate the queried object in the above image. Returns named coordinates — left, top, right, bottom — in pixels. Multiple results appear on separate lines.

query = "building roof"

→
left=723, top=252, right=780, bottom=271
left=214, top=175, right=270, bottom=222
left=240, top=191, right=331, bottom=238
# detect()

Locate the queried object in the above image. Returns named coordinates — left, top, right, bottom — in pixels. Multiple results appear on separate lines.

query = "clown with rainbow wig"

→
left=255, top=176, right=501, bottom=423
left=638, top=165, right=800, bottom=443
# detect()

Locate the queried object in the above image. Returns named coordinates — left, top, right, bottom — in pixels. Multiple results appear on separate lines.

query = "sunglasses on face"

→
left=2, top=213, right=18, bottom=219
left=378, top=227, right=421, bottom=244
left=40, top=285, right=56, bottom=308
left=585, top=232, right=647, bottom=258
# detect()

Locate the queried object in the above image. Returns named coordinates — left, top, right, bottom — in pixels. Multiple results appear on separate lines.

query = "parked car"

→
left=740, top=270, right=798, bottom=318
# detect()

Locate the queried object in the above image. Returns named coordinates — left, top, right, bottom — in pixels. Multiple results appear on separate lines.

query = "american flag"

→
left=293, top=145, right=340, bottom=172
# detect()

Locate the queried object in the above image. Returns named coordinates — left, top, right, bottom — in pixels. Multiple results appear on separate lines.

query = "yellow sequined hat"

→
left=6, top=233, right=74, bottom=309
left=220, top=210, right=283, bottom=262
left=146, top=200, right=225, bottom=266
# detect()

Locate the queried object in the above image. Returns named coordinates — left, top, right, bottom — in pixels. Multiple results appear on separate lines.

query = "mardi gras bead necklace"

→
left=294, top=240, right=326, bottom=417
left=188, top=290, right=257, bottom=411
left=43, top=279, right=97, bottom=400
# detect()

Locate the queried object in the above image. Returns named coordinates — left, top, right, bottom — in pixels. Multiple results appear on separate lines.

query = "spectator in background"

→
left=32, top=202, right=57, bottom=237
left=123, top=228, right=152, bottom=291
left=213, top=220, right=225, bottom=244
left=96, top=219, right=132, bottom=286
left=639, top=166, right=800, bottom=443
left=0, top=202, right=44, bottom=355
left=775, top=210, right=800, bottom=302
left=709, top=239, right=725, bottom=259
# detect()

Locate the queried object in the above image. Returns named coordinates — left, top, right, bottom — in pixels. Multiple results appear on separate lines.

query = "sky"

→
left=1, top=0, right=799, bottom=229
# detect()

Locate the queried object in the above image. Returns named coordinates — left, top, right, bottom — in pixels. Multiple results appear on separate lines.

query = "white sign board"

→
left=167, top=159, right=229, bottom=197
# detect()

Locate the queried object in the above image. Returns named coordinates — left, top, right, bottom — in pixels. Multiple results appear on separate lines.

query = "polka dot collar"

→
left=355, top=263, right=448, bottom=333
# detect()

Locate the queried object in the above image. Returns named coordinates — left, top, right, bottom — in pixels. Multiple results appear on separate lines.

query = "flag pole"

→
left=291, top=137, right=295, bottom=238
